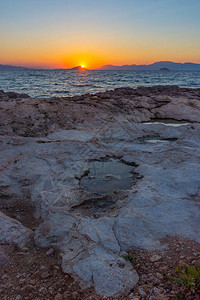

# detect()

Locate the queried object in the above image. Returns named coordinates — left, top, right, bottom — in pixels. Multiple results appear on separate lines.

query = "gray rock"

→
left=150, top=255, right=162, bottom=263
left=0, top=212, right=33, bottom=248
left=46, top=248, right=55, bottom=256
left=1, top=87, right=200, bottom=296
left=0, top=252, right=9, bottom=266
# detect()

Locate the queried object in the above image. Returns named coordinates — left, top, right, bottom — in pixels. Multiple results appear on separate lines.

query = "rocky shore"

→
left=0, top=86, right=200, bottom=299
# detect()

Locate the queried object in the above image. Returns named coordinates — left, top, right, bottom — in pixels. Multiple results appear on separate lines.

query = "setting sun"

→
left=81, top=64, right=85, bottom=68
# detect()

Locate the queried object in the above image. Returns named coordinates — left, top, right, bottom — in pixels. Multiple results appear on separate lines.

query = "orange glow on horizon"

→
left=1, top=47, right=200, bottom=70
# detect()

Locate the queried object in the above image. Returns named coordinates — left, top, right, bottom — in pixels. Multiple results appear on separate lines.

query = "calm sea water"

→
left=0, top=70, right=200, bottom=98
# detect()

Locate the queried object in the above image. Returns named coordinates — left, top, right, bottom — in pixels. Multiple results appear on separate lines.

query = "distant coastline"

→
left=1, top=61, right=200, bottom=71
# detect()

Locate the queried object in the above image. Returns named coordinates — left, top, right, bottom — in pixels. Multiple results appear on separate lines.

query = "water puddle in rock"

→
left=80, top=159, right=137, bottom=194
left=143, top=119, right=189, bottom=127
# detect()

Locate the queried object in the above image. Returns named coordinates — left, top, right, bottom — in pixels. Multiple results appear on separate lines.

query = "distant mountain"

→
left=70, top=66, right=87, bottom=71
left=96, top=61, right=200, bottom=71
left=0, top=64, right=31, bottom=71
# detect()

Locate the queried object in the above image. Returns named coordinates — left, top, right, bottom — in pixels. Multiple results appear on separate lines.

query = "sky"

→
left=0, top=0, right=200, bottom=69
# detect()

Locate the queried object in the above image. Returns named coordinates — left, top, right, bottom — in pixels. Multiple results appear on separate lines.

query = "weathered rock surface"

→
left=0, top=86, right=200, bottom=296
left=0, top=212, right=33, bottom=248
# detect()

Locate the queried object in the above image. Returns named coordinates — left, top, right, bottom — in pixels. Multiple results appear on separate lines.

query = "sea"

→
left=0, top=70, right=200, bottom=98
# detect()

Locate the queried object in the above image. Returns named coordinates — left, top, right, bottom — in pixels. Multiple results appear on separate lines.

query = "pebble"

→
left=148, top=275, right=155, bottom=282
left=21, top=284, right=35, bottom=292
left=156, top=272, right=163, bottom=280
left=72, top=291, right=79, bottom=299
left=41, top=271, right=51, bottom=279
left=138, top=287, right=146, bottom=297
left=32, top=270, right=40, bottom=278
left=46, top=248, right=55, bottom=256
left=15, top=296, right=22, bottom=300
left=141, top=274, right=148, bottom=282
left=154, top=262, right=160, bottom=268
left=153, top=287, right=161, bottom=296
left=159, top=266, right=168, bottom=273
left=1, top=273, right=9, bottom=280
left=30, top=279, right=36, bottom=285
left=40, top=265, right=49, bottom=272
left=0, top=252, right=9, bottom=266
left=19, top=278, right=26, bottom=284
left=21, top=247, right=29, bottom=252
left=150, top=255, right=162, bottom=262
left=54, top=293, right=63, bottom=300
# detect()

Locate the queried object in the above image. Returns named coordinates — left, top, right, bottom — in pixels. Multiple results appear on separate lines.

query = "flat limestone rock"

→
left=1, top=86, right=200, bottom=296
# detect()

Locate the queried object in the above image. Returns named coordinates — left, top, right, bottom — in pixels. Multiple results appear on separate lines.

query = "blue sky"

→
left=0, top=0, right=200, bottom=68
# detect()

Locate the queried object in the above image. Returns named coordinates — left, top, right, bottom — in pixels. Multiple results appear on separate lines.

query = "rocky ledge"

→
left=0, top=86, right=200, bottom=297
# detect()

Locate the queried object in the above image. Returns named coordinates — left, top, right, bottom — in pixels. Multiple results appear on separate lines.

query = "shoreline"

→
left=0, top=86, right=200, bottom=299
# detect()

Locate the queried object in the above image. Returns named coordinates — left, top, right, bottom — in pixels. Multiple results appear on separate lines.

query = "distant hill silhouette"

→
left=1, top=61, right=200, bottom=71
left=96, top=61, right=200, bottom=71
left=0, top=64, right=31, bottom=71
left=70, top=66, right=87, bottom=71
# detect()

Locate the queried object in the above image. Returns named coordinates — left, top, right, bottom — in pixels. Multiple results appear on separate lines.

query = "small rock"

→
left=153, top=278, right=161, bottom=285
left=138, top=287, right=146, bottom=297
left=150, top=255, right=162, bottom=262
left=54, top=293, right=63, bottom=300
left=153, top=287, right=161, bottom=296
left=154, top=262, right=160, bottom=268
left=21, top=247, right=29, bottom=252
left=72, top=291, right=79, bottom=299
left=141, top=274, right=148, bottom=282
left=19, top=278, right=26, bottom=284
left=30, top=279, right=36, bottom=285
left=191, top=260, right=196, bottom=264
left=16, top=296, right=22, bottom=300
left=46, top=248, right=55, bottom=256
left=41, top=271, right=51, bottom=279
left=32, top=270, right=40, bottom=278
left=40, top=265, right=49, bottom=272
left=159, top=266, right=168, bottom=273
left=1, top=273, right=9, bottom=280
left=156, top=272, right=163, bottom=280
left=148, top=275, right=155, bottom=282
left=21, top=284, right=35, bottom=292
left=0, top=252, right=9, bottom=266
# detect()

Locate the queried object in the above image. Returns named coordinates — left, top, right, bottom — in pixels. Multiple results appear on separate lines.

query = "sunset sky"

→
left=0, top=0, right=200, bottom=69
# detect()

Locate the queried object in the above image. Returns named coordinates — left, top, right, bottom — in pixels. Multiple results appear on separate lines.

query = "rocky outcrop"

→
left=0, top=86, right=200, bottom=296
left=0, top=212, right=33, bottom=248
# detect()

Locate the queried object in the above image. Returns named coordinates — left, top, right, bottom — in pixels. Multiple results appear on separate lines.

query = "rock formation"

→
left=0, top=86, right=200, bottom=296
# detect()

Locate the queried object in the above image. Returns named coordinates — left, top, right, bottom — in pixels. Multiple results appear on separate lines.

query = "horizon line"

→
left=1, top=60, right=200, bottom=70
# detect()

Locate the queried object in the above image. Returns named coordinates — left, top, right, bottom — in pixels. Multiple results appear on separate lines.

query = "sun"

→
left=81, top=64, right=85, bottom=68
